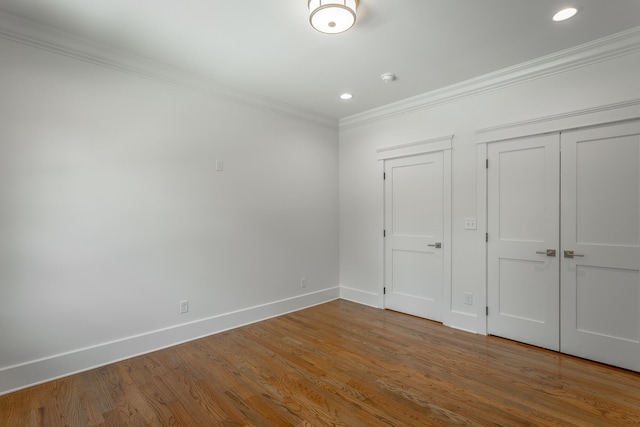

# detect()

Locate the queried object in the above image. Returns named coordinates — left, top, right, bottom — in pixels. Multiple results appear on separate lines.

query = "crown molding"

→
left=475, top=98, right=640, bottom=144
left=340, top=26, right=640, bottom=130
left=0, top=12, right=337, bottom=129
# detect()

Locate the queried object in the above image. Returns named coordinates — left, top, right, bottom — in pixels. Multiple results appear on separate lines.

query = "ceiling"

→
left=1, top=0, right=639, bottom=121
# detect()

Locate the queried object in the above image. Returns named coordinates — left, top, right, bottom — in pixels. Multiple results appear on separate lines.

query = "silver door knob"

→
left=536, top=249, right=556, bottom=257
left=428, top=242, right=442, bottom=248
left=564, top=250, right=585, bottom=259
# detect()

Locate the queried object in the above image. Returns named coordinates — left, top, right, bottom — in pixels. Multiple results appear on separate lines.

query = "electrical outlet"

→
left=300, top=277, right=307, bottom=288
left=180, top=300, right=189, bottom=314
left=464, top=293, right=473, bottom=305
left=464, top=218, right=477, bottom=230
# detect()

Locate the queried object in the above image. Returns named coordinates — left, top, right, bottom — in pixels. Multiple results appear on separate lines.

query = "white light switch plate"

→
left=464, top=218, right=477, bottom=230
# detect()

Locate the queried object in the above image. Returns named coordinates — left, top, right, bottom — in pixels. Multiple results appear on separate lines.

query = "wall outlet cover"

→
left=180, top=300, right=189, bottom=314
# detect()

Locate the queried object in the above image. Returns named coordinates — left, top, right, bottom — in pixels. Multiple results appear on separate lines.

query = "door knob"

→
left=564, top=250, right=585, bottom=259
left=428, top=242, right=442, bottom=248
left=536, top=249, right=556, bottom=257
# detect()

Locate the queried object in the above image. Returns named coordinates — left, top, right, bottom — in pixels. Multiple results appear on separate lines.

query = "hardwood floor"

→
left=2, top=299, right=640, bottom=426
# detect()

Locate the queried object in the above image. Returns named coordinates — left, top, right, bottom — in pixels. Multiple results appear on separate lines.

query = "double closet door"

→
left=488, top=120, right=640, bottom=372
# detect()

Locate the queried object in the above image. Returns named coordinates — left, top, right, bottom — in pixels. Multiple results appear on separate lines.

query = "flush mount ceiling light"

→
left=553, top=7, right=579, bottom=21
left=340, top=93, right=353, bottom=100
left=309, top=0, right=359, bottom=34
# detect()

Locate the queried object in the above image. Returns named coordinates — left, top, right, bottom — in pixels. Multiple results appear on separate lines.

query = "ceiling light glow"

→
left=340, top=93, right=353, bottom=100
left=553, top=7, right=579, bottom=21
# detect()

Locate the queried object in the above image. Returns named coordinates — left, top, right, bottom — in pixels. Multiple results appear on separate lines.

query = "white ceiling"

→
left=1, top=0, right=639, bottom=120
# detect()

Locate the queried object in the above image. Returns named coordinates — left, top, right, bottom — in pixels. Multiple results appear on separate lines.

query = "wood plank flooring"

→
left=2, top=299, right=640, bottom=426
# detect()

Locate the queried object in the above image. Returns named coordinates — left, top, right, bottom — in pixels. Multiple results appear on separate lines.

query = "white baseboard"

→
left=444, top=310, right=482, bottom=335
left=0, top=287, right=340, bottom=396
left=340, top=286, right=381, bottom=308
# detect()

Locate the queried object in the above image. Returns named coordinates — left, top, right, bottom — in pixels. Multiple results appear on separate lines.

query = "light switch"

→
left=465, top=218, right=477, bottom=230
left=216, top=159, right=224, bottom=171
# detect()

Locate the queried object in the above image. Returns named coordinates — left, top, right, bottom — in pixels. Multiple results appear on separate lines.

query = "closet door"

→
left=487, top=134, right=560, bottom=350
left=561, top=121, right=640, bottom=372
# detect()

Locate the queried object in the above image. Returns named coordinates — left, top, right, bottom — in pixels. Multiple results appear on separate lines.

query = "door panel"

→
left=561, top=121, right=640, bottom=371
left=498, top=147, right=548, bottom=242
left=385, top=152, right=444, bottom=321
left=391, top=161, right=436, bottom=236
left=488, top=134, right=560, bottom=351
left=393, top=250, right=439, bottom=299
left=498, top=258, right=548, bottom=323
left=575, top=133, right=639, bottom=246
left=575, top=266, right=639, bottom=342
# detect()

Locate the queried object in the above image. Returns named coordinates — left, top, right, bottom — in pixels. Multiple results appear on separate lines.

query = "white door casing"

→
left=560, top=121, right=640, bottom=372
left=487, top=134, right=560, bottom=351
left=378, top=136, right=452, bottom=323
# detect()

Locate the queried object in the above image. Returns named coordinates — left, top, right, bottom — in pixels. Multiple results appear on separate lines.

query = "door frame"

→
left=476, top=99, right=640, bottom=336
left=377, top=135, right=452, bottom=323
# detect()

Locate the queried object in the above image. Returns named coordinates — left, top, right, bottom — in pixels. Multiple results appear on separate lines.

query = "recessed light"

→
left=340, top=93, right=353, bottom=100
left=553, top=7, right=579, bottom=22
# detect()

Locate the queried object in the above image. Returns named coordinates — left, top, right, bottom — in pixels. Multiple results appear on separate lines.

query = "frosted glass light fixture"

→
left=309, top=0, right=358, bottom=34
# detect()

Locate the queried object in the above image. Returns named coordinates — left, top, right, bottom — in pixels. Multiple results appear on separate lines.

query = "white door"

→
left=561, top=121, right=640, bottom=371
left=384, top=152, right=444, bottom=321
left=487, top=134, right=560, bottom=350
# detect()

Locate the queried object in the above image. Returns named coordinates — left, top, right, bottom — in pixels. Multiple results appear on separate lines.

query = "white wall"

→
left=0, top=36, right=339, bottom=394
left=339, top=34, right=640, bottom=333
